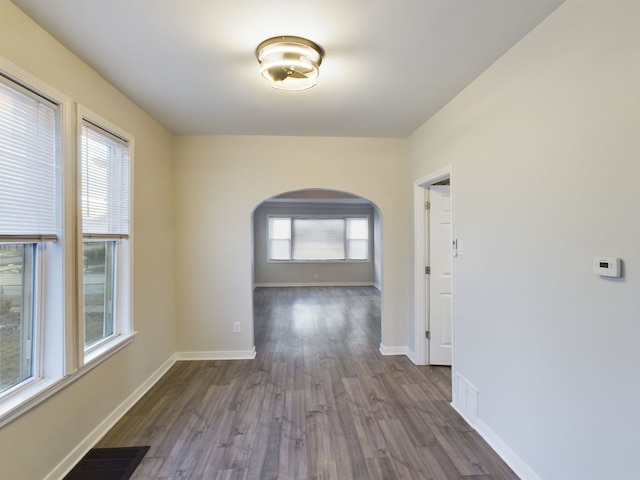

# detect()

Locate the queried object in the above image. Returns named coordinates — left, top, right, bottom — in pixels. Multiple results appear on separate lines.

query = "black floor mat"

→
left=63, top=446, right=150, bottom=480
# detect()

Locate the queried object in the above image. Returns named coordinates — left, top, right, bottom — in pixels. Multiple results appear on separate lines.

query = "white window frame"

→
left=0, top=58, right=136, bottom=428
left=346, top=217, right=370, bottom=261
left=267, top=215, right=371, bottom=263
left=77, top=105, right=134, bottom=367
left=0, top=58, right=74, bottom=427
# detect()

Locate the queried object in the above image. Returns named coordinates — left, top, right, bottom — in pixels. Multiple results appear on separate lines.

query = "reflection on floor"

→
left=98, top=286, right=519, bottom=479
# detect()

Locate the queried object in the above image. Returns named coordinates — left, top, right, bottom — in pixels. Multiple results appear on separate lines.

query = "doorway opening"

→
left=251, top=188, right=384, bottom=354
left=413, top=167, right=454, bottom=367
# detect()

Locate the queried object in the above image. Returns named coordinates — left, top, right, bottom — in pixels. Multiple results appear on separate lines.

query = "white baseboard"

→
left=176, top=347, right=257, bottom=360
left=45, top=353, right=178, bottom=480
left=374, top=283, right=382, bottom=291
left=450, top=403, right=542, bottom=480
left=254, top=282, right=376, bottom=288
left=379, top=344, right=410, bottom=356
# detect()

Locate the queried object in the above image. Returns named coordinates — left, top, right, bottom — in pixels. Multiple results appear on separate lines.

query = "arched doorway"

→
left=251, top=188, right=383, bottom=353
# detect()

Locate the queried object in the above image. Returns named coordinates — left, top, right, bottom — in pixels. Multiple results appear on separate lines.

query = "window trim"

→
left=82, top=239, right=116, bottom=352
left=0, top=56, right=74, bottom=427
left=267, top=214, right=371, bottom=263
left=0, top=243, right=37, bottom=394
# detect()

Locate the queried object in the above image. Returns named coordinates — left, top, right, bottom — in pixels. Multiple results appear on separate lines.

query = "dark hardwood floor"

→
left=98, top=286, right=519, bottom=479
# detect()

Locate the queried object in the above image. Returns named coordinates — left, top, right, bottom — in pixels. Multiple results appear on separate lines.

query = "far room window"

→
left=268, top=217, right=291, bottom=260
left=268, top=216, right=369, bottom=262
left=346, top=217, right=369, bottom=260
left=80, top=113, right=131, bottom=355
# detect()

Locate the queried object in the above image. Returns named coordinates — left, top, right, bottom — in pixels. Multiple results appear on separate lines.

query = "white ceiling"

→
left=12, top=0, right=564, bottom=138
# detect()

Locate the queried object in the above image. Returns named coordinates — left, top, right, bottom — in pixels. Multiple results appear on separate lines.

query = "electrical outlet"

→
left=233, top=322, right=240, bottom=333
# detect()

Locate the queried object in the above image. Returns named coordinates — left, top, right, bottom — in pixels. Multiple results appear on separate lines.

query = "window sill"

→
left=84, top=332, right=137, bottom=371
left=0, top=377, right=64, bottom=429
left=0, top=332, right=137, bottom=429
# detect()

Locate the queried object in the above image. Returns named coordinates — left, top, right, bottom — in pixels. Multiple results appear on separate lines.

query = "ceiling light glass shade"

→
left=256, top=36, right=324, bottom=91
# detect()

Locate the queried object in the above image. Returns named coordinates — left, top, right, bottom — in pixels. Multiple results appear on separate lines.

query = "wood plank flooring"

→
left=98, top=286, right=519, bottom=479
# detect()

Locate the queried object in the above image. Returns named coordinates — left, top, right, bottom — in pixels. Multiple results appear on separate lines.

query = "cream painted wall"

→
left=0, top=2, right=176, bottom=479
left=174, top=135, right=410, bottom=354
left=409, top=1, right=640, bottom=479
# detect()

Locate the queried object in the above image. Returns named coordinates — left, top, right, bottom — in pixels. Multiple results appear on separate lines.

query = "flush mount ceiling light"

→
left=256, top=36, right=324, bottom=91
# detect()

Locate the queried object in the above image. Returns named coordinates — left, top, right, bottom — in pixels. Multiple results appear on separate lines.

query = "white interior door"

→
left=428, top=185, right=452, bottom=365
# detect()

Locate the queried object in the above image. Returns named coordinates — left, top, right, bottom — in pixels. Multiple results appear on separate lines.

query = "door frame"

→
left=413, top=166, right=453, bottom=366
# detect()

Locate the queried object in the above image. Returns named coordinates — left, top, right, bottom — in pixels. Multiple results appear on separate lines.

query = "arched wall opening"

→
left=250, top=188, right=384, bottom=351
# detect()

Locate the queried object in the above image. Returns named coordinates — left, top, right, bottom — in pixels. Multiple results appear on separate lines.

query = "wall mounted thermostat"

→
left=593, top=256, right=621, bottom=277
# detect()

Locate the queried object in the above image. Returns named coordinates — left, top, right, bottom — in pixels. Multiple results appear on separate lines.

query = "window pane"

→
left=292, top=219, right=345, bottom=260
left=269, top=217, right=291, bottom=239
left=0, top=80, right=57, bottom=236
left=347, top=217, right=368, bottom=239
left=348, top=239, right=368, bottom=260
left=83, top=241, right=115, bottom=347
left=0, top=244, right=34, bottom=394
left=81, top=122, right=130, bottom=236
left=270, top=239, right=290, bottom=260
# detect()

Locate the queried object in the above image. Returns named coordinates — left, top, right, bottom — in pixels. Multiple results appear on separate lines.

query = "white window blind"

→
left=0, top=77, right=57, bottom=238
left=292, top=218, right=346, bottom=260
left=81, top=120, right=130, bottom=236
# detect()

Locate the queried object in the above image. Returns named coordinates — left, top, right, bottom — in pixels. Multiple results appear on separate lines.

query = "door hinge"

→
left=425, top=266, right=431, bottom=275
left=425, top=201, right=430, bottom=210
left=426, top=331, right=431, bottom=339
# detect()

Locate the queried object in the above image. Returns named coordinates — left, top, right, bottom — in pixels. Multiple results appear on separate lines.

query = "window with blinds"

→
left=0, top=74, right=59, bottom=395
left=0, top=61, right=136, bottom=423
left=80, top=119, right=130, bottom=349
left=268, top=216, right=370, bottom=262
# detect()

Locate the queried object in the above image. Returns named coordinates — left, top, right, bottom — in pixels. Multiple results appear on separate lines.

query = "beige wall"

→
left=0, top=2, right=176, bottom=478
left=174, top=135, right=410, bottom=354
left=409, top=1, right=640, bottom=478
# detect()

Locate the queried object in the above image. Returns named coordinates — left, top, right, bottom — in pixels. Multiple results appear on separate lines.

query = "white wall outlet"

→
left=233, top=322, right=241, bottom=333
